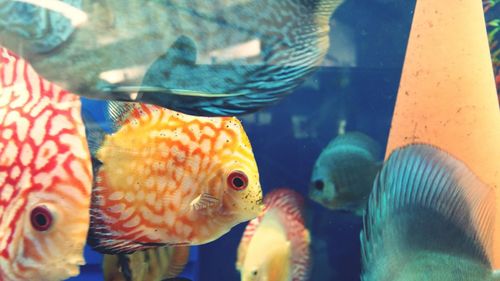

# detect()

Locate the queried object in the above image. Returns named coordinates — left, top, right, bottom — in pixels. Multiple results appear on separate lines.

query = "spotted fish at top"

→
left=0, top=47, right=92, bottom=281
left=85, top=101, right=263, bottom=254
left=0, top=0, right=343, bottom=116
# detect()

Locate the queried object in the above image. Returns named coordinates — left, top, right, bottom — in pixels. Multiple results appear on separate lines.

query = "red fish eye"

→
left=30, top=206, right=53, bottom=231
left=227, top=170, right=248, bottom=191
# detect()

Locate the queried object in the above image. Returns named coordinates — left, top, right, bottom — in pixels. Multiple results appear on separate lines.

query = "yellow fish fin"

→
left=164, top=246, right=190, bottom=279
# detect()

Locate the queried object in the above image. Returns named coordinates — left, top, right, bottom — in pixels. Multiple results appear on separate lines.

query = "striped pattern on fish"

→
left=0, top=47, right=92, bottom=281
left=89, top=102, right=262, bottom=254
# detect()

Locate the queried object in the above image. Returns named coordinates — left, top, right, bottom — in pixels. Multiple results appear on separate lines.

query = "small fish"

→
left=103, top=246, right=190, bottom=281
left=309, top=132, right=381, bottom=215
left=0, top=0, right=344, bottom=116
left=85, top=101, right=263, bottom=254
left=236, top=188, right=311, bottom=281
left=0, top=47, right=92, bottom=280
left=361, top=144, right=499, bottom=281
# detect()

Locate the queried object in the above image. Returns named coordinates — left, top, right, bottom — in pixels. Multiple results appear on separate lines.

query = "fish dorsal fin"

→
left=164, top=246, right=190, bottom=279
left=326, top=132, right=381, bottom=160
left=166, top=35, right=197, bottom=66
left=236, top=216, right=262, bottom=271
left=106, top=101, right=137, bottom=132
left=140, top=36, right=197, bottom=90
left=360, top=144, right=495, bottom=280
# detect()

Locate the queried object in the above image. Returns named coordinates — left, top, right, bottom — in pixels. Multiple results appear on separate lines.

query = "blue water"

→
left=70, top=1, right=415, bottom=280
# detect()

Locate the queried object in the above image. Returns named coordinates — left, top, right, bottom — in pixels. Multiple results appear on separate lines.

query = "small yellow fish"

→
left=309, top=132, right=381, bottom=215
left=103, top=246, right=190, bottom=281
left=236, top=188, right=311, bottom=281
left=0, top=47, right=92, bottom=280
left=87, top=102, right=263, bottom=254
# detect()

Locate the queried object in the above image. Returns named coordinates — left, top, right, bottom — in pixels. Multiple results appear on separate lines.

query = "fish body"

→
left=361, top=144, right=498, bottom=281
left=236, top=188, right=310, bottom=281
left=0, top=47, right=92, bottom=280
left=309, top=132, right=381, bottom=215
left=103, top=246, right=190, bottom=281
left=0, top=0, right=343, bottom=116
left=87, top=101, right=263, bottom=254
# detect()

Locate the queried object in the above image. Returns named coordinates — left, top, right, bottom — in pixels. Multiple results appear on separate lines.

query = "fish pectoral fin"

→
left=190, top=193, right=220, bottom=211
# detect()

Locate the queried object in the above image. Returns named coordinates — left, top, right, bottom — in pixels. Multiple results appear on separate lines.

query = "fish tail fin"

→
left=361, top=144, right=495, bottom=280
left=327, top=132, right=381, bottom=160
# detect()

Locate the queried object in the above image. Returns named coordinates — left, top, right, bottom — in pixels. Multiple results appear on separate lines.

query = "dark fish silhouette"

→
left=0, top=0, right=343, bottom=116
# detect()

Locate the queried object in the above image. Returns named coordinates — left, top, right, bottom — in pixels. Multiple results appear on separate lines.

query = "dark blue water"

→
left=70, top=1, right=415, bottom=280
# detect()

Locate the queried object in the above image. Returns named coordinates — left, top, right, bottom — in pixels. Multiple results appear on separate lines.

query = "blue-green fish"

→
left=309, top=132, right=381, bottom=215
left=0, top=0, right=343, bottom=116
left=361, top=144, right=500, bottom=281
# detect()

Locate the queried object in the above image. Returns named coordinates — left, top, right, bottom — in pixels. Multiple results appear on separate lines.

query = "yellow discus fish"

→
left=236, top=188, right=311, bottom=281
left=87, top=101, right=263, bottom=254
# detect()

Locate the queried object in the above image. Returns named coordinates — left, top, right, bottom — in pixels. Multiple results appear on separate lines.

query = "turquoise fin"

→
left=361, top=144, right=495, bottom=280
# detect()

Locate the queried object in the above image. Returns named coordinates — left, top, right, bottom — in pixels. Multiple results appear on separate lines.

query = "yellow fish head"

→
left=217, top=118, right=263, bottom=223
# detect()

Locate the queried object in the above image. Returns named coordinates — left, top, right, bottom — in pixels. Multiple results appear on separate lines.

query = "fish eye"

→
left=30, top=205, right=53, bottom=232
left=227, top=170, right=248, bottom=191
left=314, top=180, right=324, bottom=191
left=252, top=269, right=258, bottom=276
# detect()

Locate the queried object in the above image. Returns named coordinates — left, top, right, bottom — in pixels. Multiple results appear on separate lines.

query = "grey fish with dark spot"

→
left=309, top=132, right=381, bottom=215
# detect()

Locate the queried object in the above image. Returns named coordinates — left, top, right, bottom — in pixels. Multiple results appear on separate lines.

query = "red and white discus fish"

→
left=87, top=101, right=263, bottom=254
left=0, top=47, right=92, bottom=281
left=236, top=188, right=311, bottom=281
